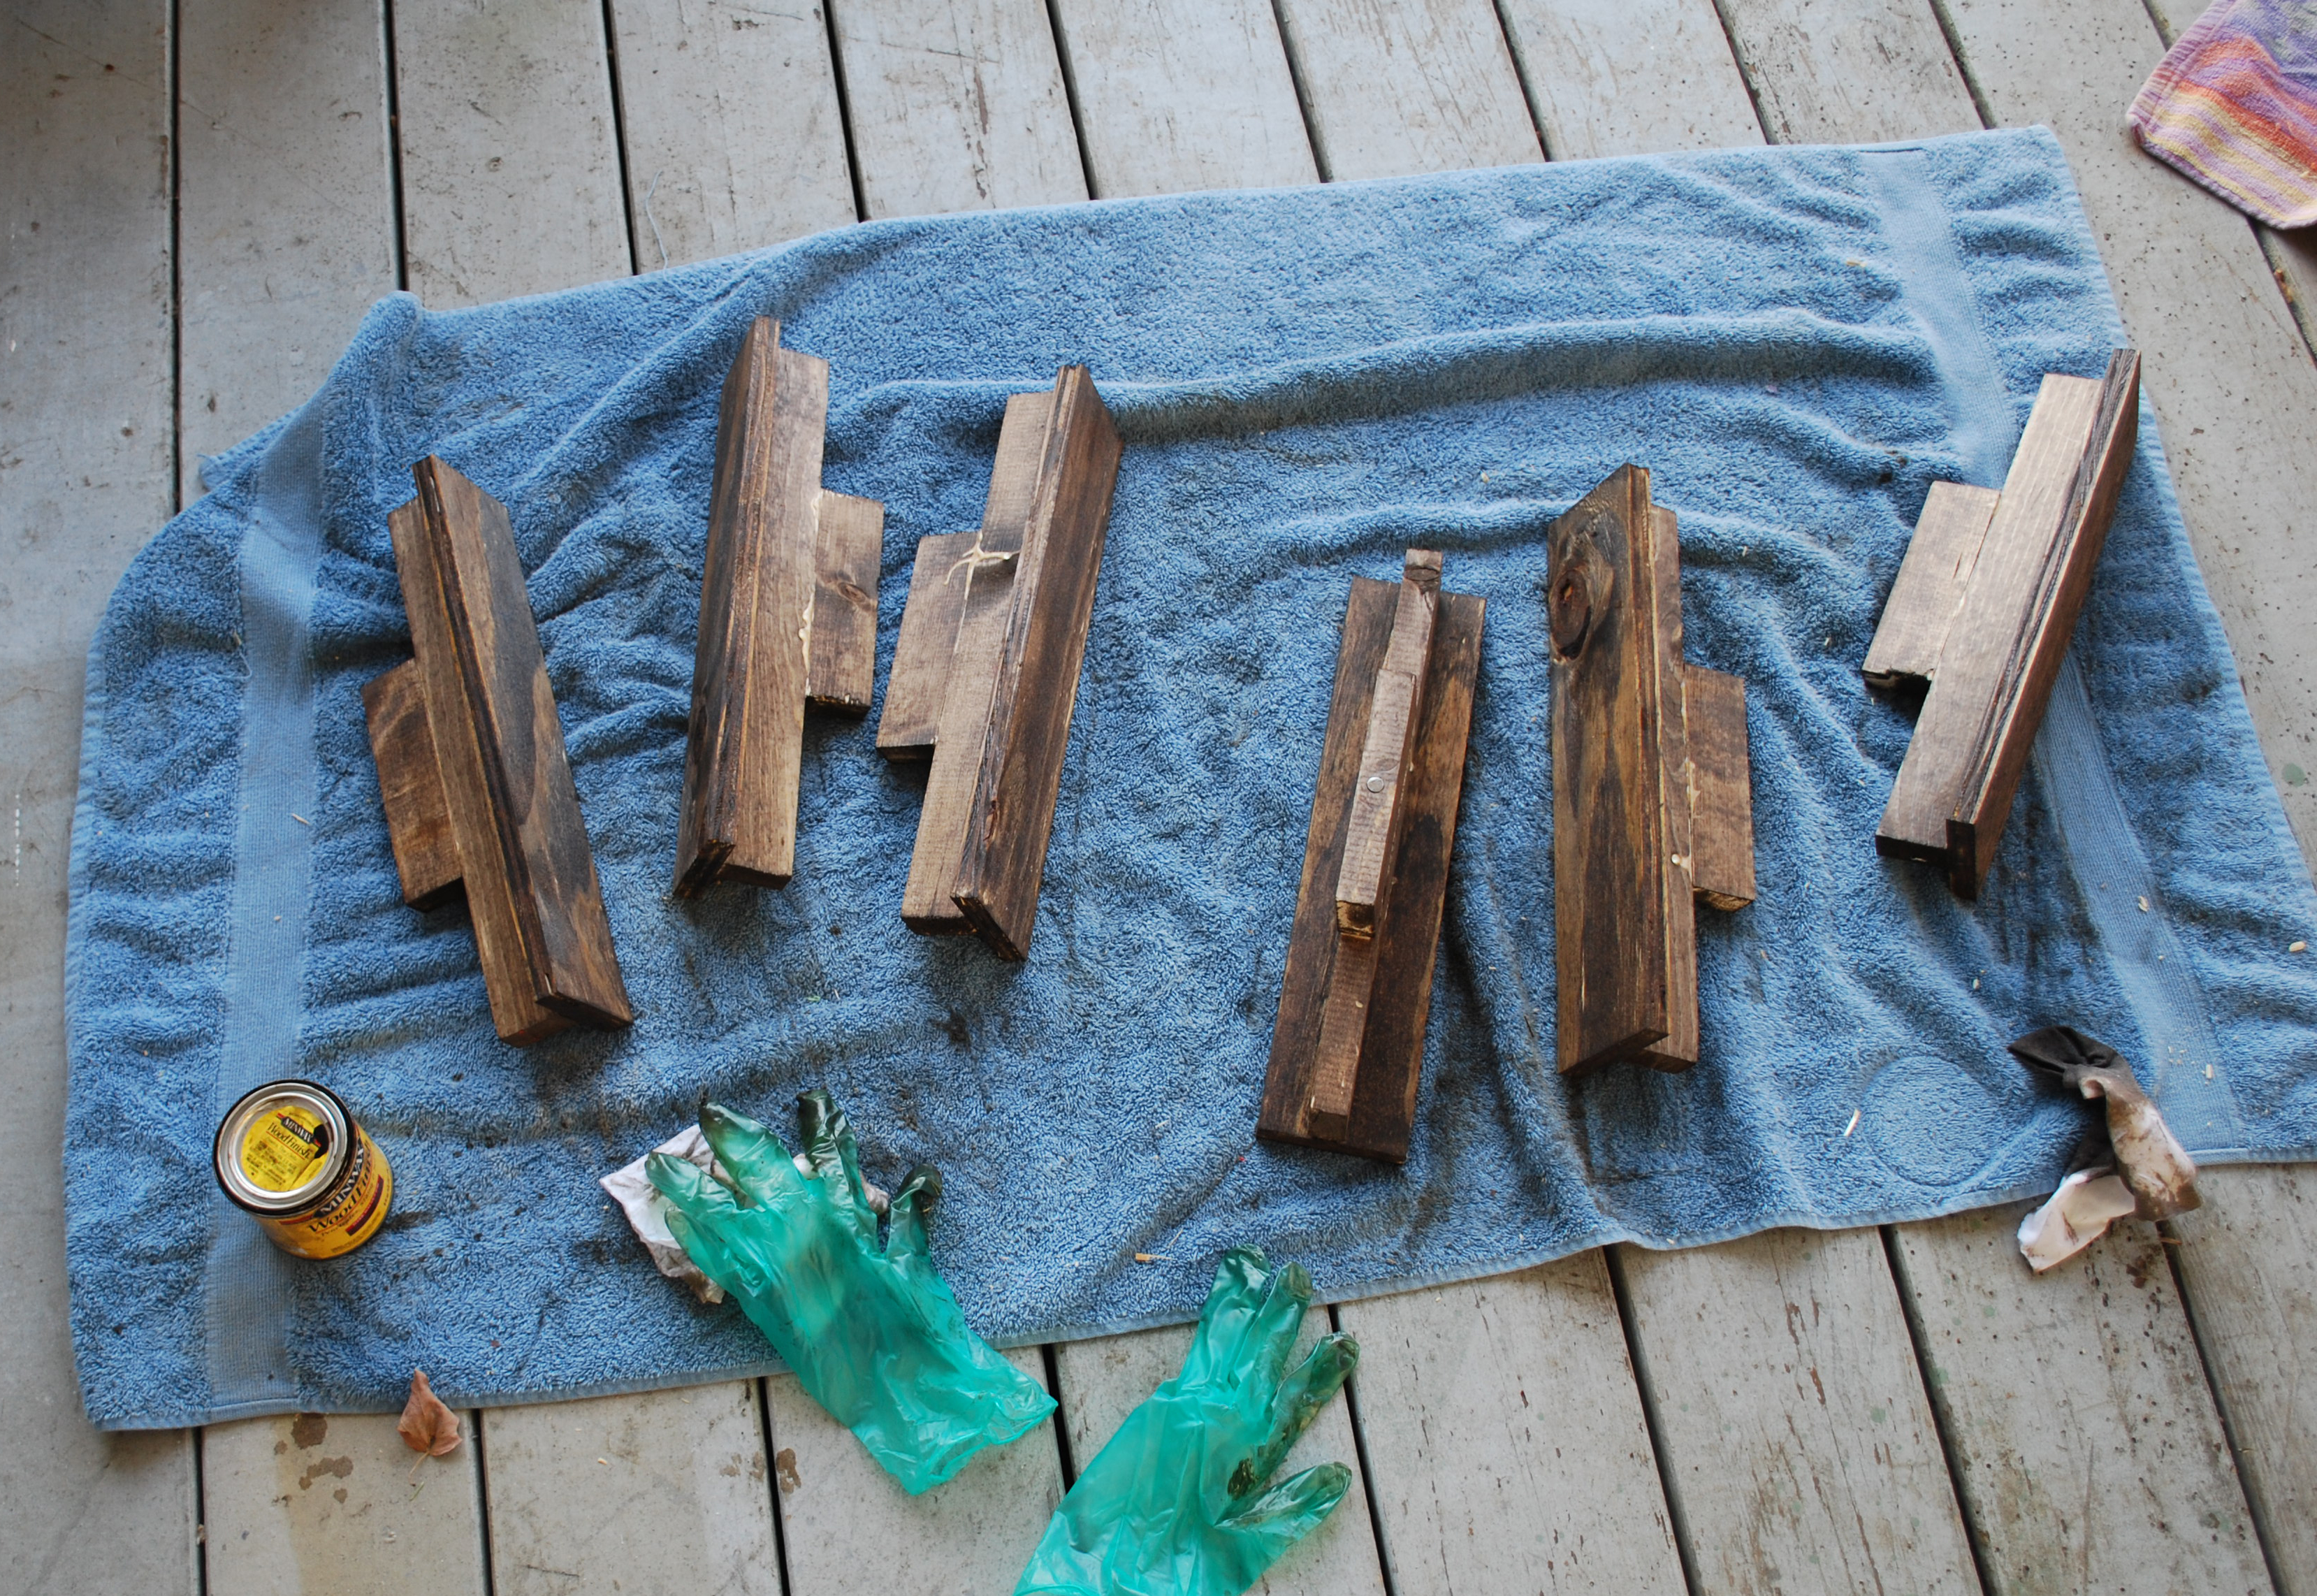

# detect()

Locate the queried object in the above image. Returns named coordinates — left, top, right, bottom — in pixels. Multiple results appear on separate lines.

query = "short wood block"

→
left=1258, top=560, right=1485, bottom=1164
left=368, top=456, right=632, bottom=1045
left=362, top=660, right=463, bottom=911
left=809, top=490, right=884, bottom=713
left=893, top=373, right=1121, bottom=958
left=1548, top=465, right=1754, bottom=1077
left=1685, top=665, right=1755, bottom=913
left=1861, top=481, right=2000, bottom=690
left=1871, top=351, right=2139, bottom=897
left=676, top=317, right=885, bottom=896
left=876, top=530, right=980, bottom=760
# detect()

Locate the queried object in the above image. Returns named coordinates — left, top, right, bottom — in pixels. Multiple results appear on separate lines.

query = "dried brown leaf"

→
left=398, top=1369, right=463, bottom=1457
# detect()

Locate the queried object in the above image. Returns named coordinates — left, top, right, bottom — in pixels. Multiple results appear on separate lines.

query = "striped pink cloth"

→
left=2128, top=0, right=2317, bottom=228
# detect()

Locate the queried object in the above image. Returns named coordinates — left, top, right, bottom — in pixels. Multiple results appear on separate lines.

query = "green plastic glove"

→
left=1015, top=1247, right=1359, bottom=1596
left=648, top=1091, right=1054, bottom=1494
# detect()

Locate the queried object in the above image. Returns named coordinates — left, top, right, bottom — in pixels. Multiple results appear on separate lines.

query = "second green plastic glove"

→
left=648, top=1091, right=1054, bottom=1494
left=1015, top=1246, right=1359, bottom=1596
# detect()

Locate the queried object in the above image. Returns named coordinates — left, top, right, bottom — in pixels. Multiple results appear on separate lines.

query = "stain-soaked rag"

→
left=64, top=126, right=2317, bottom=1427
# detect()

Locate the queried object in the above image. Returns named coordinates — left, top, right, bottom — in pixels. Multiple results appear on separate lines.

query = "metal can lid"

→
left=215, top=1080, right=354, bottom=1215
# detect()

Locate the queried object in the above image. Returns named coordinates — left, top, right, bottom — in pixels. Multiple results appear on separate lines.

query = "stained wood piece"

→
left=808, top=491, right=884, bottom=712
left=362, top=660, right=463, bottom=911
left=1861, top=481, right=2001, bottom=690
left=1549, top=465, right=1753, bottom=1076
left=1873, top=353, right=2140, bottom=897
left=371, top=456, right=632, bottom=1045
left=676, top=317, right=885, bottom=896
left=894, top=374, right=1120, bottom=958
left=877, top=530, right=982, bottom=760
left=1259, top=562, right=1485, bottom=1163
left=1336, top=549, right=1442, bottom=937
left=1684, top=665, right=1755, bottom=912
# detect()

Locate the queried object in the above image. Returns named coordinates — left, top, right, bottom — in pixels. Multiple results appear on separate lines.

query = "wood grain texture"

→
left=899, top=389, right=1056, bottom=930
left=391, top=459, right=632, bottom=1040
left=1272, top=0, right=1544, bottom=180
left=808, top=491, right=883, bottom=713
left=480, top=1384, right=778, bottom=1596
left=1877, top=356, right=2138, bottom=896
left=1862, top=481, right=2002, bottom=690
left=828, top=0, right=1086, bottom=219
left=1051, top=1311, right=1388, bottom=1595
left=1683, top=665, right=1755, bottom=912
left=1713, top=0, right=1980, bottom=144
left=176, top=0, right=396, bottom=503
left=202, top=1412, right=488, bottom=1596
left=767, top=1351, right=1065, bottom=1596
left=1047, top=0, right=1317, bottom=196
left=1260, top=579, right=1395, bottom=1142
left=878, top=530, right=981, bottom=759
left=0, top=8, right=201, bottom=1590
left=2167, top=1166, right=2317, bottom=1594
left=362, top=660, right=464, bottom=910
left=1943, top=0, right=2317, bottom=869
left=1337, top=1259, right=1687, bottom=1596
left=1263, top=582, right=1483, bottom=1161
left=1496, top=0, right=1762, bottom=159
left=675, top=320, right=827, bottom=894
left=1887, top=1205, right=2269, bottom=1596
left=954, top=368, right=1122, bottom=958
left=1618, top=1229, right=1980, bottom=1596
left=607, top=0, right=857, bottom=268
left=1336, top=551, right=1441, bottom=937
left=392, top=0, right=632, bottom=303
left=1643, top=504, right=1698, bottom=1068
left=1548, top=467, right=1673, bottom=1073
left=901, top=545, right=1020, bottom=933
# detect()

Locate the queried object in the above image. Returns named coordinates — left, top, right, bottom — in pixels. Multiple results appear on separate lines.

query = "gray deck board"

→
left=607, top=0, right=859, bottom=267
left=175, top=0, right=395, bottom=501
left=1338, top=1259, right=1687, bottom=1596
left=201, top=1412, right=488, bottom=1596
left=1890, top=1206, right=2269, bottom=1596
left=1619, top=1228, right=1981, bottom=1596
left=0, top=5, right=199, bottom=1594
left=1272, top=0, right=1544, bottom=180
left=6, top=0, right=2316, bottom=1591
left=392, top=0, right=632, bottom=305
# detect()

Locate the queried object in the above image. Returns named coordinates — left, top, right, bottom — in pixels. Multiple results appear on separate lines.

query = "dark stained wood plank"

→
left=878, top=530, right=980, bottom=760
left=1258, top=583, right=1483, bottom=1163
left=1684, top=665, right=1755, bottom=913
left=393, top=458, right=632, bottom=1042
left=1311, top=551, right=1448, bottom=1141
left=1259, top=576, right=1397, bottom=1145
left=1642, top=502, right=1698, bottom=1071
left=901, top=544, right=1019, bottom=934
left=1549, top=465, right=1672, bottom=1074
left=880, top=391, right=1059, bottom=760
left=1337, top=549, right=1443, bottom=936
left=954, top=368, right=1124, bottom=958
left=1877, top=353, right=2139, bottom=895
left=362, top=659, right=464, bottom=911
left=1341, top=588, right=1483, bottom=1161
left=807, top=491, right=883, bottom=713
left=1862, top=481, right=2002, bottom=690
left=898, top=388, right=1059, bottom=929
left=675, top=317, right=827, bottom=894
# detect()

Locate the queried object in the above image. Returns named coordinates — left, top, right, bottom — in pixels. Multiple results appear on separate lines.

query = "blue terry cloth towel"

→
left=66, top=126, right=2317, bottom=1429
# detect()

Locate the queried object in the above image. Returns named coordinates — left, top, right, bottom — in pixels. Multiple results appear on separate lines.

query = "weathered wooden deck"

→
left=5, top=1, right=2315, bottom=1592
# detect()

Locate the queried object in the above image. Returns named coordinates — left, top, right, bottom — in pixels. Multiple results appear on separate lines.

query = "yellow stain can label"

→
left=215, top=1081, right=393, bottom=1260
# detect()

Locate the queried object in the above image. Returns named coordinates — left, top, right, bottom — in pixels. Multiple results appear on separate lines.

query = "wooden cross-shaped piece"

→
left=1258, top=551, right=1486, bottom=1161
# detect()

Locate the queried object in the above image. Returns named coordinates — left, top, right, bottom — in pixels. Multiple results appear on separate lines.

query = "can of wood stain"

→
left=213, top=1080, right=393, bottom=1258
